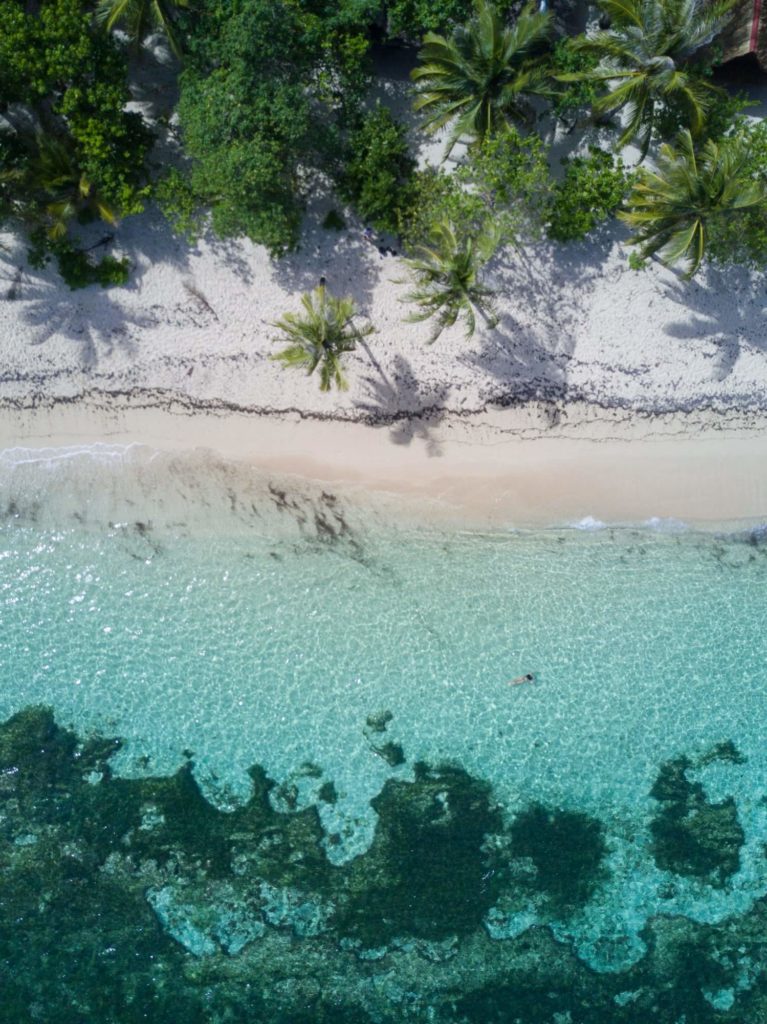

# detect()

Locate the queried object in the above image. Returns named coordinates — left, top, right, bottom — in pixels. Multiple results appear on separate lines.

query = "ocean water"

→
left=1, top=445, right=767, bottom=1023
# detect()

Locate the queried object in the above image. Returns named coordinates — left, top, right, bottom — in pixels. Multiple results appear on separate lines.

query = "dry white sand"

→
left=1, top=59, right=767, bottom=526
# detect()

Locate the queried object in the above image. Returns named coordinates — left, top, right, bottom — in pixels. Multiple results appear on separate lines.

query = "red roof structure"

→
left=720, top=0, right=767, bottom=67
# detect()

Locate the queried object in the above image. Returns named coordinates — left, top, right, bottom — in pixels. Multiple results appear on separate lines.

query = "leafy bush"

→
left=547, top=147, right=631, bottom=242
left=397, top=168, right=484, bottom=250
left=398, top=129, right=551, bottom=251
left=548, top=37, right=601, bottom=125
left=176, top=0, right=375, bottom=257
left=384, top=0, right=514, bottom=39
left=55, top=245, right=130, bottom=289
left=28, top=235, right=130, bottom=288
left=0, top=0, right=152, bottom=218
left=385, top=0, right=472, bottom=37
left=340, top=105, right=415, bottom=234
left=155, top=168, right=205, bottom=241
left=706, top=120, right=767, bottom=269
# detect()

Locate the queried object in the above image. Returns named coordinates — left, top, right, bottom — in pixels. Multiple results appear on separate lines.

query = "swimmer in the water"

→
left=509, top=673, right=534, bottom=686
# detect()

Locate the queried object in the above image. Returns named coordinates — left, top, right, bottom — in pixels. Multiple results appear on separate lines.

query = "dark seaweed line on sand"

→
left=2, top=383, right=767, bottom=432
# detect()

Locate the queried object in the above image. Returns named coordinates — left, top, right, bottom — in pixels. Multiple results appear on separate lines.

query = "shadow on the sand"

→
left=271, top=185, right=384, bottom=312
left=662, top=264, right=767, bottom=382
left=355, top=350, right=449, bottom=456
left=1, top=209, right=210, bottom=369
left=462, top=229, right=620, bottom=404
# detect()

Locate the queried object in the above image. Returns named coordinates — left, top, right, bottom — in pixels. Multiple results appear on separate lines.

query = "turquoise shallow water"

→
left=1, top=446, right=767, bottom=1021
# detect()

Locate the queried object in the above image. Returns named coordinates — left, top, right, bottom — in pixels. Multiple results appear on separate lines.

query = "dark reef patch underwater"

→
left=2, top=707, right=767, bottom=1023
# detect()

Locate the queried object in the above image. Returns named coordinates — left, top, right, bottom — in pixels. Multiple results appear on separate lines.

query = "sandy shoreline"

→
left=1, top=399, right=766, bottom=528
left=3, top=170, right=767, bottom=529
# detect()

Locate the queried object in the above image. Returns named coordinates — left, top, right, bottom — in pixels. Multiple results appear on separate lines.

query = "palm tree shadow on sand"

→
left=461, top=234, right=616, bottom=405
left=662, top=265, right=767, bottom=384
left=0, top=222, right=206, bottom=372
left=354, top=350, right=450, bottom=456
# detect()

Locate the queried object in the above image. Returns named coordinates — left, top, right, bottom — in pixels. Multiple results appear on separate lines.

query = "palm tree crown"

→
left=96, top=0, right=189, bottom=59
left=0, top=132, right=118, bottom=239
left=566, top=0, right=736, bottom=156
left=620, top=128, right=765, bottom=277
left=271, top=284, right=373, bottom=392
left=411, top=0, right=552, bottom=157
left=403, top=218, right=501, bottom=342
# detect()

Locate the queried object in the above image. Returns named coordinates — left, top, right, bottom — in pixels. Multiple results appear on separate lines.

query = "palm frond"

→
left=271, top=285, right=372, bottom=392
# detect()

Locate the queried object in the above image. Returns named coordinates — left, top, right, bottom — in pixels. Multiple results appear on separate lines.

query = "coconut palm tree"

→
left=0, top=131, right=118, bottom=239
left=96, top=0, right=189, bottom=59
left=271, top=284, right=373, bottom=392
left=403, top=218, right=501, bottom=342
left=620, top=128, right=765, bottom=277
left=411, top=0, right=553, bottom=158
left=560, top=0, right=736, bottom=157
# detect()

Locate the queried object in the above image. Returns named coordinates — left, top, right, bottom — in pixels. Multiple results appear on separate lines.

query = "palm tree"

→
left=96, top=0, right=189, bottom=59
left=560, top=0, right=736, bottom=157
left=620, top=129, right=765, bottom=277
left=271, top=284, right=373, bottom=392
left=411, top=0, right=552, bottom=158
left=403, top=218, right=501, bottom=342
left=0, top=132, right=118, bottom=239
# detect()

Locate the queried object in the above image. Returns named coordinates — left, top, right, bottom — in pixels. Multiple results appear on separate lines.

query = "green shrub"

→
left=51, top=243, right=130, bottom=289
left=706, top=120, right=767, bottom=269
left=155, top=168, right=205, bottom=241
left=384, top=0, right=515, bottom=39
left=547, top=147, right=631, bottom=242
left=398, top=130, right=551, bottom=252
left=549, top=37, right=601, bottom=124
left=396, top=168, right=484, bottom=250
left=341, top=104, right=415, bottom=234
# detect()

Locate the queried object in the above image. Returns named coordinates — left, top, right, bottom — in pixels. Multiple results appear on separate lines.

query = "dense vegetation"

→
left=2, top=0, right=766, bottom=353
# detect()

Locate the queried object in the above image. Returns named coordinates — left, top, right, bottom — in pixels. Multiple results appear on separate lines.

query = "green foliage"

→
left=96, top=0, right=190, bottom=59
left=706, top=120, right=767, bottom=269
left=460, top=129, right=551, bottom=240
left=397, top=168, right=483, bottom=249
left=398, top=130, right=551, bottom=251
left=57, top=247, right=130, bottom=289
left=0, top=0, right=152, bottom=214
left=175, top=0, right=375, bottom=256
left=0, top=0, right=151, bottom=284
left=656, top=85, right=754, bottom=145
left=548, top=36, right=601, bottom=124
left=154, top=168, right=205, bottom=240
left=402, top=216, right=500, bottom=342
left=547, top=146, right=631, bottom=242
left=563, top=0, right=737, bottom=156
left=340, top=104, right=415, bottom=234
left=28, top=234, right=130, bottom=288
left=621, top=128, right=766, bottom=277
left=411, top=0, right=553, bottom=157
left=271, top=285, right=373, bottom=391
left=384, top=0, right=473, bottom=37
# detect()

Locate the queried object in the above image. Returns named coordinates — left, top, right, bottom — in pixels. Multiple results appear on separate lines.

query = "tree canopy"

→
left=175, top=0, right=378, bottom=255
left=0, top=0, right=152, bottom=220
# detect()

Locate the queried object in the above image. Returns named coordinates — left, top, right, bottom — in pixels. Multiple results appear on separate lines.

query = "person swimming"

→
left=509, top=673, right=535, bottom=686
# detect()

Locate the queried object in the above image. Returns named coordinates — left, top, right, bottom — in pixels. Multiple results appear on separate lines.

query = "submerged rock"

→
left=508, top=802, right=608, bottom=910
left=649, top=749, right=745, bottom=886
left=337, top=763, right=504, bottom=945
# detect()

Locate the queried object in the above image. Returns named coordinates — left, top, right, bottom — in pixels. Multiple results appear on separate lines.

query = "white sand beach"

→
left=3, top=84, right=767, bottom=528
